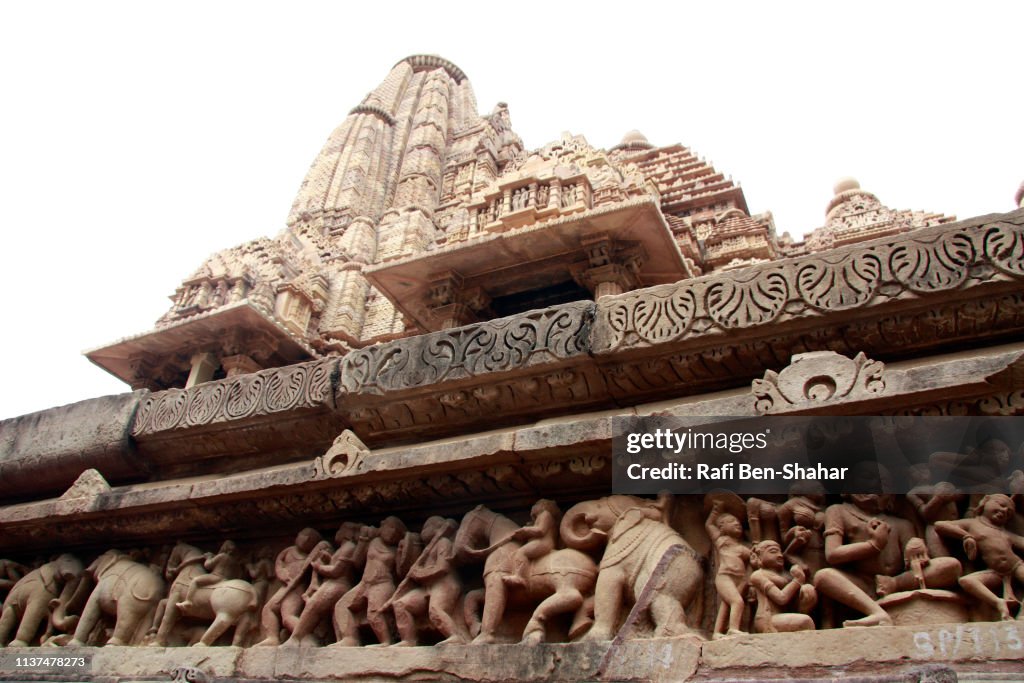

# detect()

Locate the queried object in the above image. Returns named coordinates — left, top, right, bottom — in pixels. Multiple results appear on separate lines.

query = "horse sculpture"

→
left=453, top=505, right=596, bottom=644
left=152, top=542, right=258, bottom=647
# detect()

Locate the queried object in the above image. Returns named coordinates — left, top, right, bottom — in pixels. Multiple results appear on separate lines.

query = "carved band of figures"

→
left=597, top=219, right=1024, bottom=352
left=4, top=485, right=1024, bottom=649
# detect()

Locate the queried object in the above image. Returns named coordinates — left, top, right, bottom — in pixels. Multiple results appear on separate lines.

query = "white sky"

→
left=1, top=2, right=1021, bottom=420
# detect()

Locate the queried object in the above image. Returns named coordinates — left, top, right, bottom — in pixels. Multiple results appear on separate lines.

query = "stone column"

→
left=185, top=352, right=219, bottom=388
left=221, top=354, right=262, bottom=378
left=548, top=179, right=561, bottom=210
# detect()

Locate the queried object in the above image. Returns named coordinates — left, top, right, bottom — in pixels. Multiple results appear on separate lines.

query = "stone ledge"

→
left=0, top=391, right=147, bottom=501
left=1, top=624, right=1020, bottom=682
left=4, top=343, right=1024, bottom=551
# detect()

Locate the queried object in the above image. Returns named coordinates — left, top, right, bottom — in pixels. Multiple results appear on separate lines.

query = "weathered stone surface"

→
left=701, top=622, right=1024, bottom=672
left=0, top=391, right=145, bottom=501
left=0, top=639, right=698, bottom=682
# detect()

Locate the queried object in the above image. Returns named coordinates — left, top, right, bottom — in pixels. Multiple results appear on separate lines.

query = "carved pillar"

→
left=548, top=178, right=561, bottom=210
left=126, top=356, right=160, bottom=391
left=572, top=235, right=644, bottom=299
left=185, top=352, right=219, bottom=388
left=220, top=354, right=262, bottom=378
left=427, top=271, right=489, bottom=329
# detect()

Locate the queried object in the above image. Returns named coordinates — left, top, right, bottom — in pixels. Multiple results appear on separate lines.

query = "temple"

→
left=2, top=55, right=1024, bottom=682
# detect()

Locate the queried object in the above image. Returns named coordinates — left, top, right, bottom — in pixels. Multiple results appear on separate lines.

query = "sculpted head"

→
left=420, top=516, right=449, bottom=543
left=976, top=494, right=1015, bottom=526
left=716, top=513, right=744, bottom=538
left=379, top=516, right=407, bottom=545
left=750, top=540, right=785, bottom=571
left=531, top=499, right=561, bottom=522
left=335, top=522, right=363, bottom=545
left=295, top=528, right=323, bottom=553
left=789, top=481, right=826, bottom=504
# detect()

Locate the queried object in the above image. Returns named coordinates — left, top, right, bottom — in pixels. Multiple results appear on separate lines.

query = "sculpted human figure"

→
left=333, top=516, right=406, bottom=647
left=935, top=494, right=1024, bottom=620
left=777, top=483, right=827, bottom=578
left=745, top=497, right=779, bottom=544
left=256, top=528, right=326, bottom=645
left=455, top=504, right=597, bottom=644
left=813, top=493, right=961, bottom=627
left=149, top=541, right=205, bottom=645
left=177, top=540, right=243, bottom=611
left=0, top=555, right=83, bottom=647
left=390, top=516, right=469, bottom=646
left=283, top=522, right=368, bottom=647
left=706, top=499, right=751, bottom=636
left=503, top=499, right=561, bottom=589
left=906, top=464, right=962, bottom=557
left=246, top=546, right=276, bottom=609
left=749, top=541, right=816, bottom=633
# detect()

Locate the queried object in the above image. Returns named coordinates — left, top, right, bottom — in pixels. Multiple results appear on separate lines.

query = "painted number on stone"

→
left=914, top=623, right=1024, bottom=658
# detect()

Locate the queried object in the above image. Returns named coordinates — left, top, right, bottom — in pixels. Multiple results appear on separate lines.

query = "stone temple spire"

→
left=286, top=55, right=481, bottom=263
left=88, top=55, right=521, bottom=390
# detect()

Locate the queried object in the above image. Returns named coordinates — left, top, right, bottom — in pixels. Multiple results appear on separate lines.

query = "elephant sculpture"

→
left=453, top=505, right=597, bottom=644
left=151, top=542, right=258, bottom=647
left=67, top=550, right=165, bottom=646
left=561, top=495, right=704, bottom=641
left=0, top=554, right=83, bottom=647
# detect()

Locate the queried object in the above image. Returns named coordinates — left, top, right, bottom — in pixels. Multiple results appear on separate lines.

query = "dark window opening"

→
left=487, top=279, right=591, bottom=318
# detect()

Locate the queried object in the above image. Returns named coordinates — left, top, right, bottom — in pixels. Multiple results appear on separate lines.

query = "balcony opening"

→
left=487, top=279, right=591, bottom=318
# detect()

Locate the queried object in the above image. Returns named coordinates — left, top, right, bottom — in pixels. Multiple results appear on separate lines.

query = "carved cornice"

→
left=6, top=211, right=1024, bottom=503
left=133, top=358, right=338, bottom=436
left=594, top=211, right=1024, bottom=353
left=340, top=301, right=594, bottom=395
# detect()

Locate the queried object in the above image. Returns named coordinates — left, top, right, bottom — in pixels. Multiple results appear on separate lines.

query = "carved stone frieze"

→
left=888, top=390, right=1024, bottom=417
left=133, top=358, right=338, bottom=436
left=340, top=301, right=593, bottom=395
left=595, top=212, right=1024, bottom=353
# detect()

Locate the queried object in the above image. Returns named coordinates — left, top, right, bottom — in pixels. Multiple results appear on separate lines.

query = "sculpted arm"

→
left=933, top=518, right=971, bottom=541
left=755, top=570, right=801, bottom=606
left=274, top=548, right=293, bottom=582
left=515, top=510, right=555, bottom=542
left=822, top=508, right=887, bottom=566
left=408, top=539, right=454, bottom=583
left=705, top=505, right=722, bottom=543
